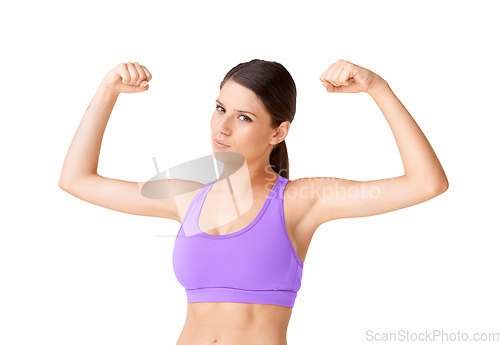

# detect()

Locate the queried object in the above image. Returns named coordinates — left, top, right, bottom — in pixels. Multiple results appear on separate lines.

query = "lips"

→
left=214, top=138, right=230, bottom=147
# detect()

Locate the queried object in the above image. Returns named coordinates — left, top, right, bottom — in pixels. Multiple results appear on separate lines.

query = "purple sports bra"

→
left=172, top=175, right=304, bottom=308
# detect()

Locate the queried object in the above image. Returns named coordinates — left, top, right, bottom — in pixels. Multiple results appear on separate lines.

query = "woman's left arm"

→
left=365, top=83, right=448, bottom=192
left=366, top=79, right=448, bottom=191
left=295, top=59, right=448, bottom=231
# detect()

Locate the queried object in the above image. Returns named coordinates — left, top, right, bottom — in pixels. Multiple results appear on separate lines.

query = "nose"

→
left=215, top=113, right=232, bottom=136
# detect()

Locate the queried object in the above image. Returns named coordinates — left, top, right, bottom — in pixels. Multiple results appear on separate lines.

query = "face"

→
left=210, top=79, right=289, bottom=166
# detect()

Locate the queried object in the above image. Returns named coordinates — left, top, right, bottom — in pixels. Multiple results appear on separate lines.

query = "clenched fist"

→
left=319, top=59, right=385, bottom=94
left=100, top=62, right=152, bottom=94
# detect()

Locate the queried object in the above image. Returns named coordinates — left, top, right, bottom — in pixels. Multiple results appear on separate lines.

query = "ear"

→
left=271, top=121, right=290, bottom=145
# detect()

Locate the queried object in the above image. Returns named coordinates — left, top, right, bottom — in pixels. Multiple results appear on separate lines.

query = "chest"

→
left=196, top=184, right=314, bottom=264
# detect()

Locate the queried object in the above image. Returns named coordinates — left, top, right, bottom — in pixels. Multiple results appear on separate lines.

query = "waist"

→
left=178, top=301, right=292, bottom=344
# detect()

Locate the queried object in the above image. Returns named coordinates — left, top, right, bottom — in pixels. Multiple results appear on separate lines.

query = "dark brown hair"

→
left=219, top=59, right=296, bottom=179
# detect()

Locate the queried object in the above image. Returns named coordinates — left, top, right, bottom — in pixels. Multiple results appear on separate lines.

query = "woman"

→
left=59, top=59, right=449, bottom=344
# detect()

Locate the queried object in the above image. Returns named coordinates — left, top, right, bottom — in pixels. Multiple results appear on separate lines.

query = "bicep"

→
left=61, top=174, right=181, bottom=221
left=305, top=175, right=443, bottom=226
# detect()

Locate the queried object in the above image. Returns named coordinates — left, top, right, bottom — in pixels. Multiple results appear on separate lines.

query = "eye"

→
left=215, top=105, right=252, bottom=123
left=238, top=115, right=252, bottom=122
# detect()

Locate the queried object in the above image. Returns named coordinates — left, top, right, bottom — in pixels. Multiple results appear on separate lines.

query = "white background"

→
left=1, top=0, right=499, bottom=344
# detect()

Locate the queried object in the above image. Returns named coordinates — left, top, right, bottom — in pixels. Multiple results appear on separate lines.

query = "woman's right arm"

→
left=58, top=62, right=181, bottom=222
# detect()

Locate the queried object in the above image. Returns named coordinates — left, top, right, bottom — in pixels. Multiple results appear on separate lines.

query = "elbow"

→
left=59, top=173, right=97, bottom=191
left=428, top=179, right=449, bottom=196
left=438, top=175, right=449, bottom=194
left=58, top=178, right=69, bottom=191
left=58, top=175, right=72, bottom=191
left=408, top=173, right=449, bottom=197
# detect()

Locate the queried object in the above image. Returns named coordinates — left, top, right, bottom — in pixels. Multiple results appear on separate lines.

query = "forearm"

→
left=59, top=84, right=119, bottom=187
left=367, top=81, right=448, bottom=192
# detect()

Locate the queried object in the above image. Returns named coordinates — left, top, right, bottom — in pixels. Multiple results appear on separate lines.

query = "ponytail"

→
left=270, top=140, right=289, bottom=179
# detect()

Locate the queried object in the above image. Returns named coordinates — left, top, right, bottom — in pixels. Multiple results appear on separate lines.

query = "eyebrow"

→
left=215, top=99, right=257, bottom=118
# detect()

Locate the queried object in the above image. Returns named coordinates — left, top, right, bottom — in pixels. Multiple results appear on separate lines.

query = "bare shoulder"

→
left=283, top=178, right=318, bottom=245
left=282, top=178, right=322, bottom=258
left=283, top=178, right=318, bottom=230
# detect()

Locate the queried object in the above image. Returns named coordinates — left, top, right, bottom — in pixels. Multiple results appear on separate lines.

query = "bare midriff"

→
left=175, top=302, right=293, bottom=345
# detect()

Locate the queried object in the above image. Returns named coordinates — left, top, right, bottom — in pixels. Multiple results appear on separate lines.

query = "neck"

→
left=216, top=161, right=279, bottom=194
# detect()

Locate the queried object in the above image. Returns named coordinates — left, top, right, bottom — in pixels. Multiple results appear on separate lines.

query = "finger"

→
left=338, top=64, right=353, bottom=85
left=324, top=81, right=342, bottom=93
left=118, top=63, right=130, bottom=84
left=320, top=63, right=335, bottom=82
left=132, top=62, right=146, bottom=86
left=319, top=65, right=330, bottom=82
left=325, top=65, right=341, bottom=87
left=126, top=62, right=139, bottom=85
left=330, top=63, right=346, bottom=86
left=142, top=65, right=152, bottom=82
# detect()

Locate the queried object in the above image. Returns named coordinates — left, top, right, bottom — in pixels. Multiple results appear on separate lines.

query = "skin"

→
left=59, top=60, right=449, bottom=345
